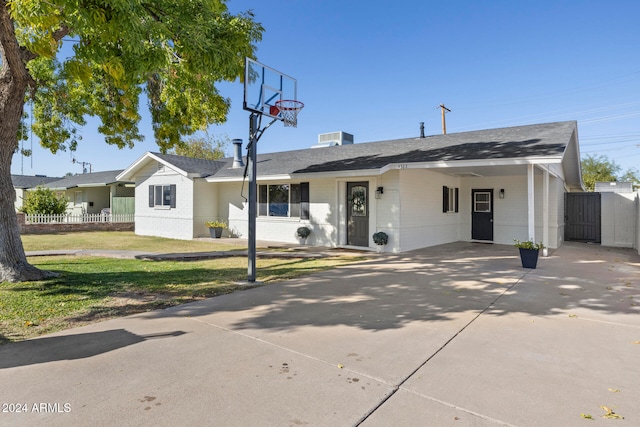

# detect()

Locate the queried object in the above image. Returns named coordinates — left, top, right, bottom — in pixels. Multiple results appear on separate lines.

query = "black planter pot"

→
left=519, top=248, right=539, bottom=269
left=209, top=227, right=223, bottom=238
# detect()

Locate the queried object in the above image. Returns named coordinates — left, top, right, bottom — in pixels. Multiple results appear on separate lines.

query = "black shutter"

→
left=443, top=186, right=448, bottom=213
left=455, top=188, right=459, bottom=213
left=300, top=182, right=310, bottom=220
left=149, top=185, right=154, bottom=207
left=170, top=184, right=176, bottom=208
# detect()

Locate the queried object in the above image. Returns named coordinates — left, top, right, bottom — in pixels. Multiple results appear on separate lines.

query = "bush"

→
left=296, top=226, right=311, bottom=238
left=20, top=186, right=68, bottom=215
left=513, top=239, right=544, bottom=250
left=205, top=220, right=227, bottom=228
left=373, top=231, right=388, bottom=245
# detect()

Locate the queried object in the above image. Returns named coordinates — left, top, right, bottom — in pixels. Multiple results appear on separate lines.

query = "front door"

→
left=471, top=189, right=493, bottom=241
left=347, top=182, right=369, bottom=246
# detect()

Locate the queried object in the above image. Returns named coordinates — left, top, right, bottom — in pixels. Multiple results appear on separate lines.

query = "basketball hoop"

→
left=274, top=100, right=304, bottom=127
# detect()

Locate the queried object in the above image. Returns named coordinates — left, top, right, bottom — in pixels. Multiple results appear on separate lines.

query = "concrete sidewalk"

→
left=2, top=242, right=639, bottom=426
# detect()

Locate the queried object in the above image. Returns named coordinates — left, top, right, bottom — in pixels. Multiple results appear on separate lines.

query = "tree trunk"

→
left=0, top=4, right=55, bottom=282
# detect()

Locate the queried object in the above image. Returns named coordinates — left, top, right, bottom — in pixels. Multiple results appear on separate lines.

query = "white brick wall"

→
left=397, top=169, right=461, bottom=252
left=221, top=178, right=339, bottom=245
left=459, top=171, right=564, bottom=248
left=193, top=180, right=219, bottom=237
left=134, top=162, right=195, bottom=240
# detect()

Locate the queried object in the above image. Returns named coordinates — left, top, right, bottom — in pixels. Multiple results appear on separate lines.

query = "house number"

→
left=398, top=164, right=408, bottom=169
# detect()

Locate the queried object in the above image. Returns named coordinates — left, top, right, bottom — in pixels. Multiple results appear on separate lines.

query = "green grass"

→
left=21, top=231, right=244, bottom=252
left=1, top=232, right=364, bottom=344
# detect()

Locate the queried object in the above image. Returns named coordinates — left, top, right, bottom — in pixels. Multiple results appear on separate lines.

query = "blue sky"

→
left=11, top=0, right=640, bottom=177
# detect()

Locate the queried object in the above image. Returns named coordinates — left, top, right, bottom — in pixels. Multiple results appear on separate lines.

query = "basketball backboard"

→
left=244, top=58, right=298, bottom=120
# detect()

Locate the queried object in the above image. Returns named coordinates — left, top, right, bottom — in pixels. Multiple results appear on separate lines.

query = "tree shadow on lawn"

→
left=2, top=263, right=248, bottom=342
left=148, top=242, right=640, bottom=333
left=4, top=257, right=338, bottom=340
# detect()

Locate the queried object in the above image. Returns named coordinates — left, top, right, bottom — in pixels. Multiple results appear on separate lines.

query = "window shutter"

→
left=455, top=188, right=459, bottom=213
left=443, top=186, right=448, bottom=213
left=149, top=186, right=154, bottom=207
left=300, top=182, right=310, bottom=220
left=170, top=184, right=176, bottom=208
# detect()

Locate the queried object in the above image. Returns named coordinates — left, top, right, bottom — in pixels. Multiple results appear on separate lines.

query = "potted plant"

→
left=296, top=226, right=311, bottom=245
left=205, top=220, right=227, bottom=238
left=373, top=231, right=388, bottom=252
left=514, top=239, right=544, bottom=269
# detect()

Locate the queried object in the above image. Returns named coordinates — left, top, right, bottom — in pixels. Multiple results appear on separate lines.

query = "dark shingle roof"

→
left=11, top=175, right=61, bottom=189
left=210, top=121, right=576, bottom=178
left=44, top=170, right=129, bottom=189
left=151, top=153, right=227, bottom=177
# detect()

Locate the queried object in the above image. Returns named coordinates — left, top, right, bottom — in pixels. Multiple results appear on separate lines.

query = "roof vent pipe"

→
left=420, top=122, right=425, bottom=138
left=232, top=139, right=244, bottom=168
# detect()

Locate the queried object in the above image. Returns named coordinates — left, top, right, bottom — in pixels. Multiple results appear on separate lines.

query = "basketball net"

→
left=274, top=100, right=304, bottom=127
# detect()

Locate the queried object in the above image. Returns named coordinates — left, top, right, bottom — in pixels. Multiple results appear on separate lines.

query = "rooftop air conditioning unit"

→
left=313, top=131, right=354, bottom=148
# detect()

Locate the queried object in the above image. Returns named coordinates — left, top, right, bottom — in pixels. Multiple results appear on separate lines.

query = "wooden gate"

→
left=565, top=193, right=601, bottom=243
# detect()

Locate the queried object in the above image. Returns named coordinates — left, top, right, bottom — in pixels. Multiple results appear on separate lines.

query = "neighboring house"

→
left=117, top=121, right=584, bottom=252
left=43, top=170, right=135, bottom=216
left=11, top=174, right=61, bottom=211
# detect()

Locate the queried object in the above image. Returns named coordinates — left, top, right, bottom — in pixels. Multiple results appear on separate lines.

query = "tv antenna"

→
left=72, top=158, right=92, bottom=174
left=438, top=104, right=451, bottom=135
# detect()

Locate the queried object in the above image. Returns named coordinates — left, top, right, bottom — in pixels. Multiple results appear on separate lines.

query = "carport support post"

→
left=527, top=164, right=535, bottom=241
left=247, top=114, right=258, bottom=283
left=542, top=167, right=549, bottom=256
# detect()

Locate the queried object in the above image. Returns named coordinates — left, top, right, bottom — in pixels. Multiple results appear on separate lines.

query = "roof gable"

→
left=117, top=152, right=227, bottom=181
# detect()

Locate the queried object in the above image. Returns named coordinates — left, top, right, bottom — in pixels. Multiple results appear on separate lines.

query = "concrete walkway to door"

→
left=1, top=242, right=639, bottom=426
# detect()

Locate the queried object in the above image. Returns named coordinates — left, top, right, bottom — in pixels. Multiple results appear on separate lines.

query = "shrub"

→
left=296, top=226, right=311, bottom=238
left=373, top=231, right=388, bottom=245
left=205, top=220, right=227, bottom=228
left=20, top=186, right=68, bottom=215
left=513, top=239, right=544, bottom=250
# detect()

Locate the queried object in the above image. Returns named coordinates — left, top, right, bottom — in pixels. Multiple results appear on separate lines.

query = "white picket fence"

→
left=25, top=213, right=134, bottom=224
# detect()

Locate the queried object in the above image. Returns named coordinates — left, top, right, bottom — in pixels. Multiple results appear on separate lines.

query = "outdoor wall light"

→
left=376, top=187, right=384, bottom=199
left=499, top=189, right=505, bottom=199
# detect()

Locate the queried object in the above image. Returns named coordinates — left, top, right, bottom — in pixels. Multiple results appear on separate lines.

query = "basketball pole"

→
left=247, top=113, right=258, bottom=282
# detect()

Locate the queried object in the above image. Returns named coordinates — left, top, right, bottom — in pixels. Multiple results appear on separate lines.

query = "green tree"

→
left=170, top=134, right=229, bottom=160
left=0, top=1, right=262, bottom=282
left=620, top=168, right=640, bottom=191
left=580, top=154, right=621, bottom=191
left=581, top=154, right=640, bottom=191
left=20, top=187, right=68, bottom=215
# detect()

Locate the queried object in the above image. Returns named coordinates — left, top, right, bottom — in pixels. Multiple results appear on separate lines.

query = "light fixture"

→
left=499, top=189, right=505, bottom=199
left=375, top=186, right=384, bottom=199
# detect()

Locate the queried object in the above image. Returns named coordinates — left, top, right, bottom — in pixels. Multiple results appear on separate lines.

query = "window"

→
left=474, top=192, right=491, bottom=212
left=149, top=184, right=176, bottom=208
left=442, top=186, right=459, bottom=213
left=258, top=183, right=309, bottom=219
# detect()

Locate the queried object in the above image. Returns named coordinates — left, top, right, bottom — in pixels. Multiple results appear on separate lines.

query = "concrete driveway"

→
left=1, top=242, right=639, bottom=426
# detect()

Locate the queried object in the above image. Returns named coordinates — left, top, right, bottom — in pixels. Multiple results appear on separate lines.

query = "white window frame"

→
left=446, top=187, right=457, bottom=213
left=473, top=191, right=491, bottom=213
left=258, top=184, right=302, bottom=218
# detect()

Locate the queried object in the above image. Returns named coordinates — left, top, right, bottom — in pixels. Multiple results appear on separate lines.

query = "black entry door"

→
left=347, top=182, right=369, bottom=246
left=471, top=189, right=493, bottom=241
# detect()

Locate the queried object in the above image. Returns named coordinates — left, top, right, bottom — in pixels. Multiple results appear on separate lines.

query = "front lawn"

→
left=1, top=232, right=363, bottom=344
left=21, top=231, right=242, bottom=252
